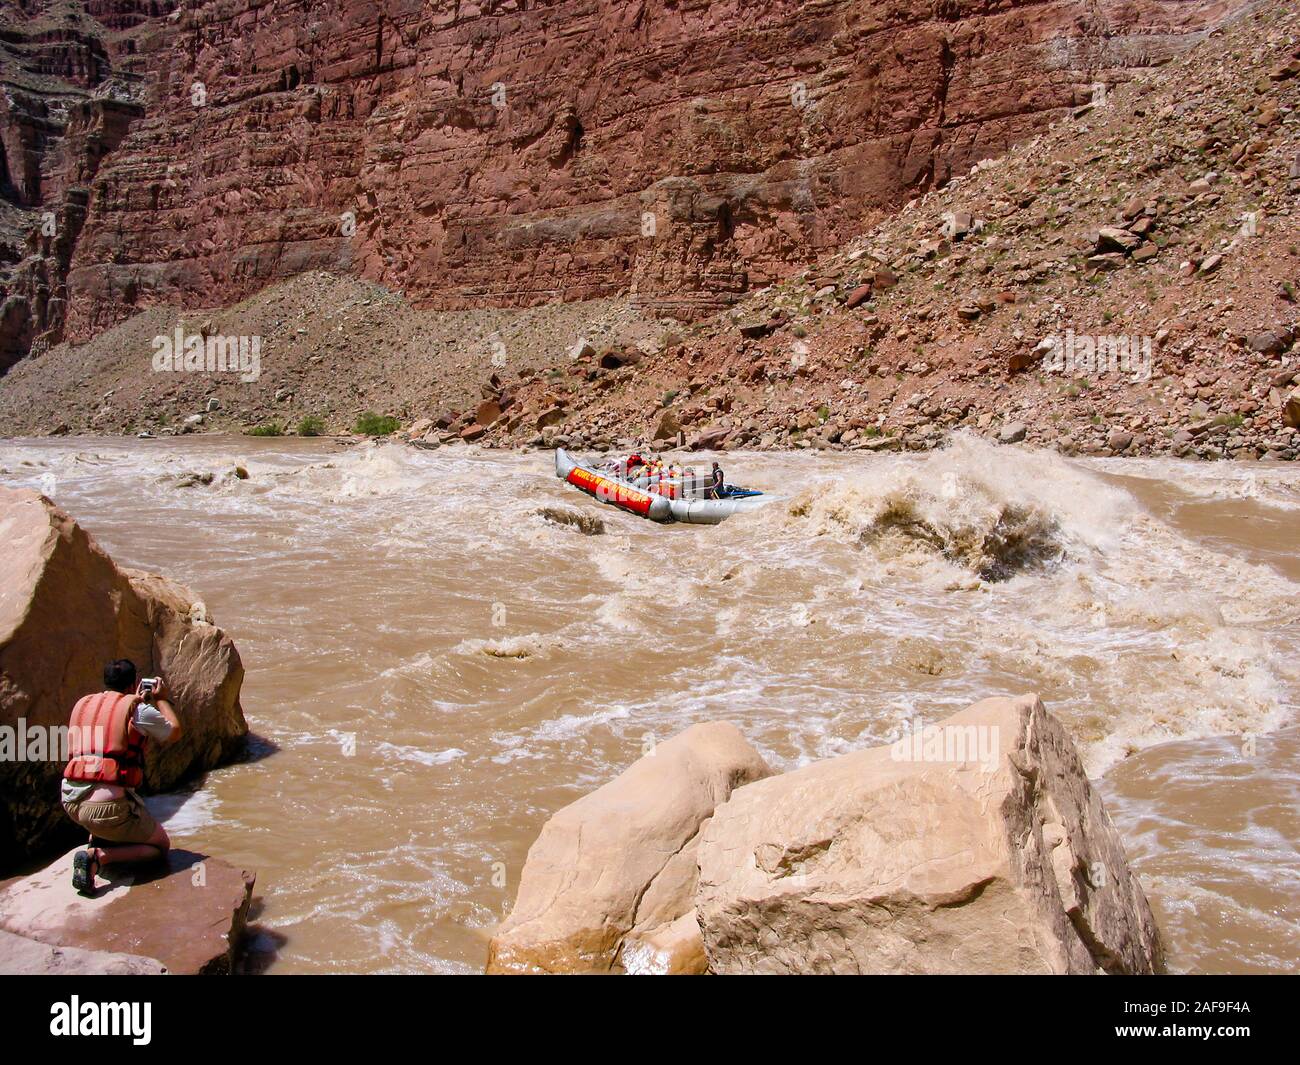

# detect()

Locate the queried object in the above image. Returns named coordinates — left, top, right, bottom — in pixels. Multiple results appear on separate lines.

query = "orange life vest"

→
left=63, top=691, right=146, bottom=789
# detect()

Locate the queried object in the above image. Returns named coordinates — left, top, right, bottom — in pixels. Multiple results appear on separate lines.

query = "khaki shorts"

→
left=63, top=792, right=160, bottom=845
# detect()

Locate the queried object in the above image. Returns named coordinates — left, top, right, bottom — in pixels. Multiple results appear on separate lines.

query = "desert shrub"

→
left=354, top=411, right=400, bottom=436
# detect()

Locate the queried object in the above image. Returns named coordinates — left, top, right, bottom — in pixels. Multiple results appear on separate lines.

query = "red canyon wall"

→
left=1, top=0, right=1242, bottom=365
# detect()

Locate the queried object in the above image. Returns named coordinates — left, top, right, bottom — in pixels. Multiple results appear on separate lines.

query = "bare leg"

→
left=96, top=823, right=170, bottom=868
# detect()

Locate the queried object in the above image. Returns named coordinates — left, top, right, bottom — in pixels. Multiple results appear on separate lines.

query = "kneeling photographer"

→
left=61, top=659, right=183, bottom=895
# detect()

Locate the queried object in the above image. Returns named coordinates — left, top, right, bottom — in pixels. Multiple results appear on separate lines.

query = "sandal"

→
left=71, top=849, right=99, bottom=896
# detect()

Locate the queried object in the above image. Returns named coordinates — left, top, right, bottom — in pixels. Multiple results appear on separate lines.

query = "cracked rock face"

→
left=696, top=693, right=1165, bottom=974
left=486, top=720, right=771, bottom=974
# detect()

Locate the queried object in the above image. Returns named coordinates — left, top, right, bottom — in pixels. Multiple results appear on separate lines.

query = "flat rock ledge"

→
left=0, top=848, right=255, bottom=975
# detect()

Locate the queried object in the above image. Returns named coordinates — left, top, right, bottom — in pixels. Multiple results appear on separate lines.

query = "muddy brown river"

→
left=2, top=434, right=1296, bottom=973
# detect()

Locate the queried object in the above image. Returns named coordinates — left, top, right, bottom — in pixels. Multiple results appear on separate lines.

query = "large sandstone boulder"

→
left=487, top=722, right=771, bottom=974
left=0, top=847, right=254, bottom=974
left=0, top=488, right=248, bottom=872
left=697, top=694, right=1164, bottom=974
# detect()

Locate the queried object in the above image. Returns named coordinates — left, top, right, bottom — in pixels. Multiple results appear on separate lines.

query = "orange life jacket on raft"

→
left=63, top=691, right=147, bottom=789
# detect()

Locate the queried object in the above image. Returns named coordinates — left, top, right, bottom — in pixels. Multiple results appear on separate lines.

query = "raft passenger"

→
left=706, top=461, right=726, bottom=499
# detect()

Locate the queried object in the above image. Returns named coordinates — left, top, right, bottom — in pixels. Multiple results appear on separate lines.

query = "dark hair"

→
left=103, top=659, right=137, bottom=693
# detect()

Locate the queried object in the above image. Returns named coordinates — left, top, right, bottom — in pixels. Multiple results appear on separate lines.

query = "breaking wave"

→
left=279, top=443, right=426, bottom=503
left=776, top=434, right=1130, bottom=580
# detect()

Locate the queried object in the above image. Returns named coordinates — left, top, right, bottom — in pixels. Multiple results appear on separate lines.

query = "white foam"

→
left=374, top=741, right=467, bottom=767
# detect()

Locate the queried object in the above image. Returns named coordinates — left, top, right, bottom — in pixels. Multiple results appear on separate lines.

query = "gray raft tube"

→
left=554, top=449, right=769, bottom=525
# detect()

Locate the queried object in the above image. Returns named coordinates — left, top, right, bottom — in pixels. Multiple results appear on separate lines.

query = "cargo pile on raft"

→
left=555, top=449, right=766, bottom=524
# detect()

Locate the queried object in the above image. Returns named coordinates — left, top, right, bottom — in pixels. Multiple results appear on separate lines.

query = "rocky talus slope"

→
left=0, top=270, right=665, bottom=435
left=483, top=0, right=1300, bottom=461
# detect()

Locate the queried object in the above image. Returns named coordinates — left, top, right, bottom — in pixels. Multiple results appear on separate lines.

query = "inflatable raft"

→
left=555, top=449, right=767, bottom=525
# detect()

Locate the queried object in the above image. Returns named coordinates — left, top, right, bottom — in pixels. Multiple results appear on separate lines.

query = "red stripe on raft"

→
left=566, top=466, right=655, bottom=517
